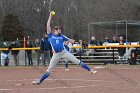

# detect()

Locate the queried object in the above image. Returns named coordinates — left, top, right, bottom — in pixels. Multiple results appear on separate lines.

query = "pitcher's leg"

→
left=46, top=54, right=59, bottom=73
left=63, top=59, right=69, bottom=71
left=63, top=52, right=92, bottom=72
left=64, top=59, right=68, bottom=69
left=63, top=52, right=80, bottom=64
left=62, top=59, right=68, bottom=68
left=33, top=53, right=60, bottom=85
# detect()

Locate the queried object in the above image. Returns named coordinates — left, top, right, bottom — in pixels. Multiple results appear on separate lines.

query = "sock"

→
left=79, top=62, right=91, bottom=71
left=65, top=62, right=68, bottom=68
left=40, top=72, right=50, bottom=83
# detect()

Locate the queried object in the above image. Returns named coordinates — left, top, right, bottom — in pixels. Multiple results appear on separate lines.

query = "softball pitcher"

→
left=32, top=11, right=97, bottom=85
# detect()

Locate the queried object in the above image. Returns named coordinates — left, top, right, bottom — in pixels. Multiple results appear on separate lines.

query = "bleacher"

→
left=71, top=42, right=140, bottom=65
left=71, top=48, right=119, bottom=64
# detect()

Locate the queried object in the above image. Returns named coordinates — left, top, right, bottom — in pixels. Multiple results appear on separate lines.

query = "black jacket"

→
left=26, top=44, right=32, bottom=54
left=9, top=43, right=19, bottom=55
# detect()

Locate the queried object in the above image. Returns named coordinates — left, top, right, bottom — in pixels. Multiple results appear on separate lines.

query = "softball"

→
left=51, top=11, right=55, bottom=16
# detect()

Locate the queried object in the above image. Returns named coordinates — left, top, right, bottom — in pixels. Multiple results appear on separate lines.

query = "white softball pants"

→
left=46, top=50, right=80, bottom=73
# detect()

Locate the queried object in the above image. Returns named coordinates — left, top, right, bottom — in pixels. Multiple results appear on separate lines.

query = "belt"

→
left=56, top=49, right=65, bottom=53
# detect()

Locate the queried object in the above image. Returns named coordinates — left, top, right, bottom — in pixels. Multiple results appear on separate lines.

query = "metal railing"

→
left=0, top=44, right=140, bottom=66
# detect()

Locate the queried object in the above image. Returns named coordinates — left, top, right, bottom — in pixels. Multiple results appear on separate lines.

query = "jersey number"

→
left=56, top=40, right=59, bottom=44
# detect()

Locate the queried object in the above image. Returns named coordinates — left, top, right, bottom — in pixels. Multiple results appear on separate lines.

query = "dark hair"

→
left=54, top=26, right=62, bottom=30
left=43, top=33, right=48, bottom=35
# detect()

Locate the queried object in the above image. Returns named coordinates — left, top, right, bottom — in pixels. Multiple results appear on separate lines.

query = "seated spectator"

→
left=118, top=41, right=126, bottom=56
left=89, top=36, right=98, bottom=46
left=81, top=40, right=88, bottom=48
left=111, top=36, right=119, bottom=43
left=79, top=40, right=83, bottom=46
left=104, top=36, right=111, bottom=43
left=72, top=40, right=86, bottom=56
left=77, top=40, right=84, bottom=56
left=72, top=42, right=80, bottom=55
left=118, top=36, right=126, bottom=56
left=119, top=36, right=125, bottom=43
left=88, top=36, right=99, bottom=55
left=117, top=36, right=126, bottom=63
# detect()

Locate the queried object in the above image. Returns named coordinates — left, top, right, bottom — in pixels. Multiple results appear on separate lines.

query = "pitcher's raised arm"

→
left=47, top=12, right=52, bottom=34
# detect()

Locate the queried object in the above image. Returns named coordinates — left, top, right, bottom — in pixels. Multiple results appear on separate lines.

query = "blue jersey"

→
left=48, top=33, right=69, bottom=53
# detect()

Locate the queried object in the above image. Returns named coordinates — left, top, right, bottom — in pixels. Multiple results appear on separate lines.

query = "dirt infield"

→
left=0, top=65, right=140, bottom=93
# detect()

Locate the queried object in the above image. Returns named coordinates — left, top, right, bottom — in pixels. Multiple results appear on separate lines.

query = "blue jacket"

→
left=41, top=38, right=51, bottom=51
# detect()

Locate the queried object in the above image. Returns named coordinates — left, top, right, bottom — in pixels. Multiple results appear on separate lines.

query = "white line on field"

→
left=5, top=78, right=127, bottom=83
left=0, top=89, right=14, bottom=91
left=0, top=85, right=96, bottom=91
left=39, top=85, right=95, bottom=90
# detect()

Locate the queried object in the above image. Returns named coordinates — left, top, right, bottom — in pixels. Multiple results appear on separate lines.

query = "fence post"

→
left=24, top=37, right=26, bottom=48
left=24, top=37, right=27, bottom=66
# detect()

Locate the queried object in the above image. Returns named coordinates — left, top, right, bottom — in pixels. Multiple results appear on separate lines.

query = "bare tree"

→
left=0, top=0, right=140, bottom=41
left=1, top=14, right=24, bottom=41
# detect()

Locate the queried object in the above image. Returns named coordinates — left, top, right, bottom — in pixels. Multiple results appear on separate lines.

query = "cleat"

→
left=91, top=70, right=97, bottom=74
left=51, top=69, right=55, bottom=72
left=65, top=68, right=69, bottom=71
left=32, top=79, right=41, bottom=85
